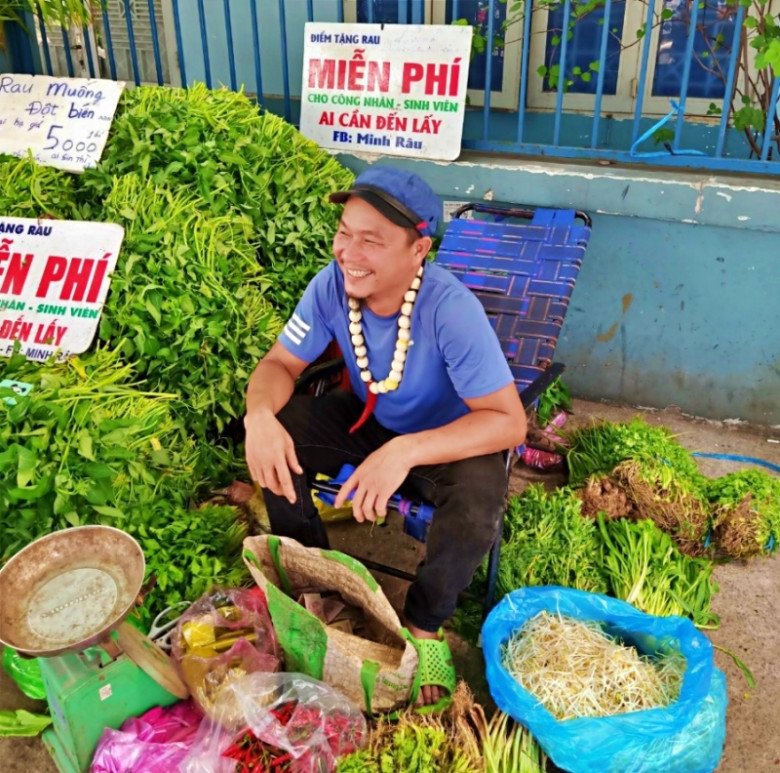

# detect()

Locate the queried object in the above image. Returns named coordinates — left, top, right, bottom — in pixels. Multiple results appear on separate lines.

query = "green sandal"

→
left=403, top=628, right=457, bottom=714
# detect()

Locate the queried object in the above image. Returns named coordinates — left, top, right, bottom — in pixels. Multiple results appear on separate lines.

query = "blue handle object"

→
left=312, top=464, right=435, bottom=543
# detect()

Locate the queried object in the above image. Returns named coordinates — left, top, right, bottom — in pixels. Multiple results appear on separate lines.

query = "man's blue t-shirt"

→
left=279, top=261, right=513, bottom=434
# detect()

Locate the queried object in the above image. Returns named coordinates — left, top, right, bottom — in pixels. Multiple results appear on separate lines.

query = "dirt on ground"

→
left=1, top=399, right=778, bottom=771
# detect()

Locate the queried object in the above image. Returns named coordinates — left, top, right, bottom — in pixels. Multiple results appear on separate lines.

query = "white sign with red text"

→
left=0, top=217, right=123, bottom=362
left=300, top=23, right=472, bottom=160
left=0, top=74, right=124, bottom=173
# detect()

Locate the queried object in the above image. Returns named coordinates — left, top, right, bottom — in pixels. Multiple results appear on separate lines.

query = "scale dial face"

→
left=27, top=567, right=120, bottom=645
left=0, top=526, right=145, bottom=655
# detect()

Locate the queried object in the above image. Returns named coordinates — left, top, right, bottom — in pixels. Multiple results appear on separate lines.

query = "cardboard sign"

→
left=0, top=74, right=124, bottom=173
left=300, top=23, right=472, bottom=160
left=0, top=217, right=123, bottom=362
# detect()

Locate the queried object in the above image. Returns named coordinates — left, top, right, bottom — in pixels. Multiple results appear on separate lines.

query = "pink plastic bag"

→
left=91, top=700, right=202, bottom=772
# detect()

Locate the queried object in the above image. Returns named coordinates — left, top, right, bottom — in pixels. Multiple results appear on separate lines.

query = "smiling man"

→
left=244, top=166, right=526, bottom=710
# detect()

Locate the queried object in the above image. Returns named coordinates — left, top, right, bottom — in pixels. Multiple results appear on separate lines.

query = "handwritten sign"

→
left=0, top=74, right=124, bottom=173
left=0, top=217, right=123, bottom=362
left=300, top=23, right=472, bottom=161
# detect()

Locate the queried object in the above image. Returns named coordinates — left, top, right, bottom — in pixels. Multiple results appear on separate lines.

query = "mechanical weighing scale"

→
left=0, top=525, right=190, bottom=772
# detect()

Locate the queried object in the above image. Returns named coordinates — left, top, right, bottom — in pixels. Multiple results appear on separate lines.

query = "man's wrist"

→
left=390, top=433, right=421, bottom=468
left=245, top=405, right=275, bottom=426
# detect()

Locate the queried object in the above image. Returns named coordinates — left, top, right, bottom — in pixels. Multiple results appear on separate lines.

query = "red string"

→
left=349, top=386, right=378, bottom=434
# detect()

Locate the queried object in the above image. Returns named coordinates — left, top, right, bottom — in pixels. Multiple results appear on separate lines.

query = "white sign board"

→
left=0, top=217, right=123, bottom=362
left=300, top=23, right=472, bottom=161
left=0, top=75, right=124, bottom=173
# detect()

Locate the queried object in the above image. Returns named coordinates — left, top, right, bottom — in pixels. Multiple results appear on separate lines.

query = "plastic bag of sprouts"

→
left=482, top=586, right=726, bottom=773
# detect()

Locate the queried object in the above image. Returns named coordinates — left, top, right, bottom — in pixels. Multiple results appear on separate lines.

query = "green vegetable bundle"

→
left=567, top=418, right=705, bottom=488
left=0, top=154, right=83, bottom=219
left=706, top=469, right=780, bottom=558
left=0, top=347, right=197, bottom=561
left=79, top=84, right=269, bottom=218
left=337, top=724, right=478, bottom=773
left=128, top=501, right=249, bottom=629
left=496, top=485, right=608, bottom=598
left=97, top=174, right=282, bottom=438
left=597, top=516, right=719, bottom=628
left=454, top=485, right=606, bottom=642
left=81, top=84, right=354, bottom=318
left=569, top=419, right=710, bottom=556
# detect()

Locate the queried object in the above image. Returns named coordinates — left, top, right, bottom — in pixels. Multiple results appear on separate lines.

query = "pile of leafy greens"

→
left=1, top=84, right=357, bottom=627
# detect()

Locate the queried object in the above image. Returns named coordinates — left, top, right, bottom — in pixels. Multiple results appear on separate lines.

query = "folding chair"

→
left=309, top=203, right=592, bottom=612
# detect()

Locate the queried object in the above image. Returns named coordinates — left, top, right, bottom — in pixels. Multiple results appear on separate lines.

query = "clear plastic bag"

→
left=482, top=586, right=727, bottom=773
left=171, top=587, right=282, bottom=718
left=182, top=671, right=367, bottom=773
left=90, top=700, right=202, bottom=772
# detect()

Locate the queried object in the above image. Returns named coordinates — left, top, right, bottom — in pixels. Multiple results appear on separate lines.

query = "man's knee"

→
left=445, top=455, right=507, bottom=535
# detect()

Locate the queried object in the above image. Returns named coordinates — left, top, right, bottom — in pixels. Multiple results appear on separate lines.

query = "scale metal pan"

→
left=0, top=526, right=145, bottom=656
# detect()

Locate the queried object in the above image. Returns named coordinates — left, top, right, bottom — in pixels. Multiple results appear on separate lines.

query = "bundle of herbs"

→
left=501, top=611, right=685, bottom=720
left=568, top=418, right=711, bottom=556
left=0, top=347, right=198, bottom=562
left=597, top=516, right=719, bottom=628
left=336, top=683, right=545, bottom=773
left=97, top=174, right=282, bottom=439
left=706, top=469, right=780, bottom=558
left=79, top=84, right=272, bottom=217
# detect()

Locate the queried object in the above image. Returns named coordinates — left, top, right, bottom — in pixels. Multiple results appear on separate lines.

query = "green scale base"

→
left=39, top=645, right=179, bottom=773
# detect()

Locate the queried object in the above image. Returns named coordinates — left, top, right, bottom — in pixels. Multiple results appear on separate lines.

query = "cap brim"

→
left=329, top=186, right=421, bottom=230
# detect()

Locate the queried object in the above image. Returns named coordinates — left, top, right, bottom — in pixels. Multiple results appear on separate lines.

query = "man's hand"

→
left=333, top=438, right=411, bottom=522
left=244, top=409, right=303, bottom=504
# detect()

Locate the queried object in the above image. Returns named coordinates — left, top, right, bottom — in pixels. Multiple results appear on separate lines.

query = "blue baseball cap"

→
left=330, top=167, right=442, bottom=237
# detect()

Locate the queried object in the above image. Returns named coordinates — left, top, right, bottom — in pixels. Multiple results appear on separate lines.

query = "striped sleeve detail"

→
left=283, top=313, right=311, bottom=346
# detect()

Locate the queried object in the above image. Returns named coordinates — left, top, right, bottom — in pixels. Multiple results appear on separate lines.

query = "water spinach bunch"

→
left=80, top=84, right=354, bottom=320
left=0, top=348, right=198, bottom=562
left=97, top=173, right=282, bottom=439
left=79, top=84, right=268, bottom=218
left=597, top=516, right=719, bottom=628
left=706, top=469, right=780, bottom=558
left=0, top=153, right=83, bottom=219
left=495, top=484, right=608, bottom=598
left=566, top=418, right=706, bottom=489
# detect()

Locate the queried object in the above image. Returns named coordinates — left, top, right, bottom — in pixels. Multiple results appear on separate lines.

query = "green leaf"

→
left=755, top=39, right=780, bottom=75
left=16, top=447, right=38, bottom=488
left=91, top=505, right=125, bottom=518
left=0, top=710, right=52, bottom=737
left=77, top=430, right=95, bottom=461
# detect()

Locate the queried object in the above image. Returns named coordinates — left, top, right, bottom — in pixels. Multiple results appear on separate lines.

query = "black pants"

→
left=261, top=390, right=507, bottom=632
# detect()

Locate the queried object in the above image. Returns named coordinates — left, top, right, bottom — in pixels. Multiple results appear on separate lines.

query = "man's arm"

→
left=393, top=382, right=526, bottom=466
left=334, top=382, right=526, bottom=521
left=244, top=341, right=311, bottom=503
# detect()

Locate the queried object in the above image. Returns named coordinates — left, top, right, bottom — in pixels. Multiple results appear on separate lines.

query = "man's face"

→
left=333, top=197, right=425, bottom=311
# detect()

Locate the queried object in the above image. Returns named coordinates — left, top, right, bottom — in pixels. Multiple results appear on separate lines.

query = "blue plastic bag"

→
left=482, top=586, right=727, bottom=773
